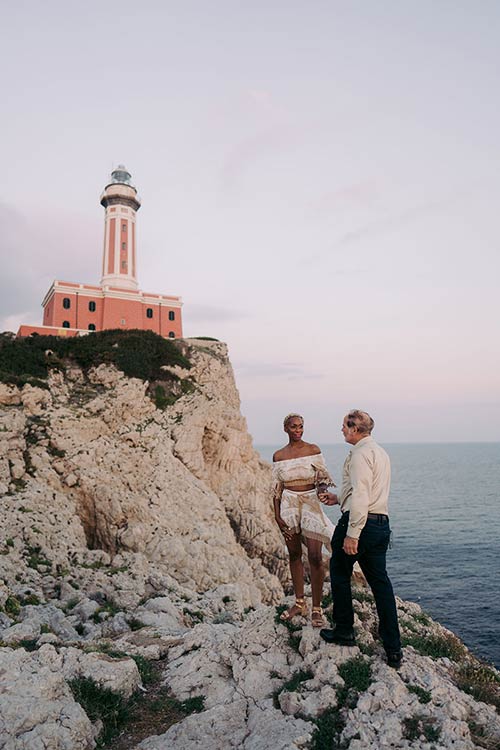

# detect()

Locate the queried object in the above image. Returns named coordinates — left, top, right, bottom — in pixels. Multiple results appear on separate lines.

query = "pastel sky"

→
left=1, top=1, right=499, bottom=444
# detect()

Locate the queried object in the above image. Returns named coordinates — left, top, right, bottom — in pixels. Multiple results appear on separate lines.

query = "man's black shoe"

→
left=319, top=628, right=356, bottom=646
left=386, top=650, right=403, bottom=669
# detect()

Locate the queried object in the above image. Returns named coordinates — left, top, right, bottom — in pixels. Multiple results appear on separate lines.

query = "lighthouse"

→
left=100, top=165, right=141, bottom=291
left=17, top=166, right=183, bottom=339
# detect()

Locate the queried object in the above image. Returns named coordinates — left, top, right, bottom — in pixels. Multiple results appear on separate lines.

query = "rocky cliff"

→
left=0, top=335, right=499, bottom=750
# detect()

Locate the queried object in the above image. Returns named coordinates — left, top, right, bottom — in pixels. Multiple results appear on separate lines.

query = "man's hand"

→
left=318, top=491, right=338, bottom=506
left=343, top=536, right=358, bottom=555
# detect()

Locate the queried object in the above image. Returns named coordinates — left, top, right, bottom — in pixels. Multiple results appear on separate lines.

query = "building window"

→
left=88, top=324, right=96, bottom=331
left=62, top=321, right=70, bottom=328
left=146, top=308, right=153, bottom=318
left=89, top=301, right=96, bottom=312
left=122, top=224, right=126, bottom=232
left=120, top=319, right=126, bottom=325
left=63, top=298, right=71, bottom=309
left=168, top=331, right=175, bottom=338
left=121, top=261, right=127, bottom=269
left=122, top=242, right=126, bottom=250
left=168, top=310, right=175, bottom=321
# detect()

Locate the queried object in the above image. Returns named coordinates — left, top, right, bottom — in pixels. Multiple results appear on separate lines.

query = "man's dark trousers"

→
left=330, top=512, right=401, bottom=654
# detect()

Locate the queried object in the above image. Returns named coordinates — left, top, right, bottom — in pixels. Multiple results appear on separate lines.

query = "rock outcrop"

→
left=1, top=337, right=498, bottom=749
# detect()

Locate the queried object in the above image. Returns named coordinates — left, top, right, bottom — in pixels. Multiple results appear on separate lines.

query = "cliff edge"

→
left=0, top=332, right=498, bottom=750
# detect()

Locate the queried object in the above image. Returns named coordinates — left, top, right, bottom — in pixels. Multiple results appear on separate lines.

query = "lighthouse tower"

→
left=100, top=165, right=141, bottom=291
left=17, top=165, right=183, bottom=339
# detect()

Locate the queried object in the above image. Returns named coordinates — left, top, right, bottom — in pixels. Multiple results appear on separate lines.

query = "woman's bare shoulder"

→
left=304, top=442, right=322, bottom=456
left=273, top=446, right=290, bottom=462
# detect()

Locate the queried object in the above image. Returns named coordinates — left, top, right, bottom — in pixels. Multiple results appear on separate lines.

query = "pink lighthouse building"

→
left=18, top=166, right=183, bottom=339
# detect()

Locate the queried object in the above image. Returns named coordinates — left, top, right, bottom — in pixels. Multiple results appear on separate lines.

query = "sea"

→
left=256, top=442, right=500, bottom=669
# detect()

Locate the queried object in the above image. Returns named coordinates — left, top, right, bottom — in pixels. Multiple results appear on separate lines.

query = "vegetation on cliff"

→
left=0, top=329, right=191, bottom=389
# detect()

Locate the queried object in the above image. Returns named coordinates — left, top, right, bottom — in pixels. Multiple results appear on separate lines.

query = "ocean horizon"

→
left=256, top=441, right=500, bottom=669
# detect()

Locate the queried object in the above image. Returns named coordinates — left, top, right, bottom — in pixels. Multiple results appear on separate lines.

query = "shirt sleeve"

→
left=346, top=451, right=372, bottom=539
left=311, top=454, right=336, bottom=488
left=271, top=463, right=284, bottom=503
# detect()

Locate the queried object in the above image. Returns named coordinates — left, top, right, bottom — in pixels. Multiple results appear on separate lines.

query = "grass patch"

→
left=403, top=715, right=440, bottom=742
left=69, top=658, right=205, bottom=750
left=183, top=608, right=204, bottom=624
left=127, top=617, right=146, bottom=631
left=310, top=656, right=372, bottom=750
left=412, top=611, right=431, bottom=626
left=69, top=677, right=129, bottom=748
left=454, top=661, right=500, bottom=710
left=402, top=630, right=466, bottom=661
left=5, top=596, right=21, bottom=617
left=468, top=719, right=500, bottom=750
left=338, top=656, right=372, bottom=693
left=310, top=707, right=347, bottom=750
left=19, top=592, right=41, bottom=606
left=272, top=669, right=314, bottom=708
left=407, top=684, right=432, bottom=704
left=275, top=605, right=304, bottom=652
left=91, top=599, right=122, bottom=623
left=25, top=545, right=52, bottom=571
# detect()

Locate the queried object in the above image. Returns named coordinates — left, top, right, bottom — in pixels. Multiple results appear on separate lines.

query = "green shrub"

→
left=407, top=684, right=432, bottom=704
left=467, top=719, right=500, bottom=749
left=19, top=593, right=41, bottom=606
left=25, top=545, right=52, bottom=571
left=338, top=656, right=372, bottom=693
left=272, top=669, right=314, bottom=708
left=154, top=384, right=177, bottom=409
left=351, top=587, right=373, bottom=603
left=5, top=596, right=20, bottom=617
left=0, top=329, right=190, bottom=386
left=310, top=656, right=372, bottom=749
left=455, top=661, right=500, bottom=710
left=310, top=706, right=347, bottom=750
left=18, top=638, right=39, bottom=652
left=127, top=617, right=146, bottom=631
left=402, top=631, right=466, bottom=661
left=403, top=715, right=441, bottom=742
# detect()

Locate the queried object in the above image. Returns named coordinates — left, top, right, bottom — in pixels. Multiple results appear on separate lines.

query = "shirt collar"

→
left=351, top=435, right=374, bottom=452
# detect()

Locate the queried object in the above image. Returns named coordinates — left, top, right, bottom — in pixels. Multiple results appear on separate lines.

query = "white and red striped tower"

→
left=100, top=165, right=141, bottom=291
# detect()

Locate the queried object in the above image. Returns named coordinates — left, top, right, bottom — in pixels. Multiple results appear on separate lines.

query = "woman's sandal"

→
left=311, top=606, right=326, bottom=628
left=280, top=597, right=307, bottom=621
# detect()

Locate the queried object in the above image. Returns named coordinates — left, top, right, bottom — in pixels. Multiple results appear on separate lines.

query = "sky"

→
left=1, top=1, right=499, bottom=444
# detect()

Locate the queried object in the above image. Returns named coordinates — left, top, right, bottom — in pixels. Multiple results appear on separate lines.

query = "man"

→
left=319, top=410, right=402, bottom=668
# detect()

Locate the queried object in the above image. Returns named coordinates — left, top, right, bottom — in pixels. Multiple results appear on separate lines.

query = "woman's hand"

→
left=276, top=516, right=293, bottom=542
left=318, top=491, right=338, bottom=506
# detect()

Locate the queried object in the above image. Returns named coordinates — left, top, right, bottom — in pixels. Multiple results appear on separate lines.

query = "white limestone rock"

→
left=0, top=645, right=94, bottom=750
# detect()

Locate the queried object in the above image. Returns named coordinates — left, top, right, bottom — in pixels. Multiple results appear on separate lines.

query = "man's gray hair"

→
left=346, top=409, right=374, bottom=434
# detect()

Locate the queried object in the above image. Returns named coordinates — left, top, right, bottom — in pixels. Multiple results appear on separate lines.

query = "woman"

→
left=272, top=413, right=335, bottom=627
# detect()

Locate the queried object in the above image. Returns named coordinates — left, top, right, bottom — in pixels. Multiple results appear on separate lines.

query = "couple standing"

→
left=272, top=410, right=402, bottom=669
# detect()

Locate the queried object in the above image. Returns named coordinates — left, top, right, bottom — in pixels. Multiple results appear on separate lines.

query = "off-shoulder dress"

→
left=271, top=453, right=335, bottom=548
